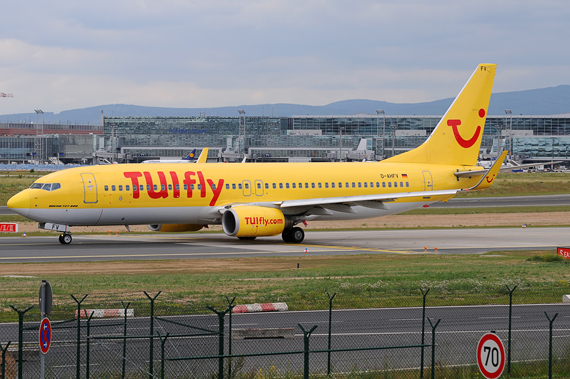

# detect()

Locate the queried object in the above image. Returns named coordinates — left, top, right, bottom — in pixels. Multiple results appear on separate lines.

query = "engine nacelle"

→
left=148, top=224, right=204, bottom=232
left=222, top=206, right=285, bottom=238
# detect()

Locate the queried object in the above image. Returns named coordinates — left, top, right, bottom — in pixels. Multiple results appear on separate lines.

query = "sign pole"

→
left=40, top=283, right=45, bottom=379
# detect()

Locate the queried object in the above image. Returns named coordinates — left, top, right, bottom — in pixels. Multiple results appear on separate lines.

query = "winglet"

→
left=464, top=150, right=507, bottom=191
left=196, top=148, right=209, bottom=163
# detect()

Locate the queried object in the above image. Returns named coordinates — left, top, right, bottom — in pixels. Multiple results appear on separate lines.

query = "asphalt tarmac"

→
left=1, top=227, right=569, bottom=263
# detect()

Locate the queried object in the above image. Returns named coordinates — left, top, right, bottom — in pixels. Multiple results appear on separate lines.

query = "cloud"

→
left=0, top=0, right=569, bottom=114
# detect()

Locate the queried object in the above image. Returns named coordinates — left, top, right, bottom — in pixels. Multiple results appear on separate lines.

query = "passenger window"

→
left=112, top=185, right=116, bottom=191
left=338, top=182, right=342, bottom=188
left=352, top=182, right=355, bottom=188
left=198, top=184, right=202, bottom=190
left=325, top=183, right=329, bottom=188
left=305, top=183, right=308, bottom=188
left=364, top=182, right=368, bottom=188
left=376, top=182, right=380, bottom=188
left=104, top=185, right=109, bottom=191
left=176, top=184, right=179, bottom=190
left=153, top=185, right=157, bottom=191
left=346, top=182, right=349, bottom=188
left=406, top=182, right=409, bottom=187
left=232, top=184, right=236, bottom=189
left=118, top=185, right=122, bottom=191
left=286, top=183, right=290, bottom=189
left=212, top=184, right=216, bottom=190
left=139, top=185, right=144, bottom=191
left=184, top=184, right=188, bottom=190
left=273, top=183, right=276, bottom=189
left=190, top=184, right=195, bottom=190
left=394, top=182, right=397, bottom=188
left=244, top=183, right=249, bottom=189
left=226, top=184, right=230, bottom=190
left=168, top=184, right=172, bottom=190
left=279, top=183, right=283, bottom=189
left=257, top=183, right=261, bottom=189
left=292, top=183, right=296, bottom=189
left=358, top=182, right=361, bottom=188
left=400, top=182, right=403, bottom=187
left=126, top=185, right=130, bottom=191
left=382, top=182, right=386, bottom=188
left=299, top=183, right=302, bottom=188
left=370, top=182, right=374, bottom=188
left=238, top=183, right=242, bottom=189
left=265, top=183, right=269, bottom=189
left=331, top=182, right=335, bottom=188
left=311, top=183, right=315, bottom=188
left=388, top=182, right=392, bottom=188
left=318, top=183, right=322, bottom=188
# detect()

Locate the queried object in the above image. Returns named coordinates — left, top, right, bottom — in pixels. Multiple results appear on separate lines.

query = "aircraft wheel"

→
left=290, top=227, right=305, bottom=244
left=61, top=233, right=72, bottom=245
left=238, top=236, right=256, bottom=241
left=281, top=229, right=292, bottom=243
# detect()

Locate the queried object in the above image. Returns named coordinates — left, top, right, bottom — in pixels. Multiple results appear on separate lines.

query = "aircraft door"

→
left=242, top=180, right=251, bottom=196
left=422, top=171, right=433, bottom=191
left=81, top=173, right=98, bottom=203
left=254, top=180, right=264, bottom=196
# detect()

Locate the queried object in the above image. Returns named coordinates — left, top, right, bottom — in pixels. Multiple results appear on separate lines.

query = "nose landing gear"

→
left=59, top=233, right=72, bottom=245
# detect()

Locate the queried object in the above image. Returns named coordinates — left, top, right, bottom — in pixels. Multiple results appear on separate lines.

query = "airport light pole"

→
left=376, top=109, right=385, bottom=159
left=238, top=109, right=246, bottom=156
left=339, top=127, right=344, bottom=162
left=505, top=109, right=512, bottom=158
left=35, top=109, right=44, bottom=162
left=390, top=123, right=398, bottom=157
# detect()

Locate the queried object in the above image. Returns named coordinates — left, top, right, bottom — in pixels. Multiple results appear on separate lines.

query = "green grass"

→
left=1, top=250, right=568, bottom=322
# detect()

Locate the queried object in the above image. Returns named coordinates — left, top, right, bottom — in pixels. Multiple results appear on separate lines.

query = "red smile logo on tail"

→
left=447, top=108, right=486, bottom=148
left=486, top=173, right=496, bottom=183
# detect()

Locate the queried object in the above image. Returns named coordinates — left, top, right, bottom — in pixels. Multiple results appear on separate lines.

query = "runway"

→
left=1, top=227, right=568, bottom=263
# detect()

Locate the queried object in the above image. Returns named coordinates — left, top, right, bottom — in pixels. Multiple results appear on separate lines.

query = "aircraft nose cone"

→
left=7, top=191, right=30, bottom=217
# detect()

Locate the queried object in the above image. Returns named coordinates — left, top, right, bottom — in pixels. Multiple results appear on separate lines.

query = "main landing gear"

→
left=58, top=233, right=72, bottom=245
left=282, top=227, right=305, bottom=244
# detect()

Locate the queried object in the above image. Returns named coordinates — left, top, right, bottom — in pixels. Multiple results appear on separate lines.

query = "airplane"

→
left=141, top=148, right=207, bottom=164
left=8, top=63, right=503, bottom=245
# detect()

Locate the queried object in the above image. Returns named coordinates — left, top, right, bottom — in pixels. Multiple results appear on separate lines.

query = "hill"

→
left=1, top=85, right=569, bottom=125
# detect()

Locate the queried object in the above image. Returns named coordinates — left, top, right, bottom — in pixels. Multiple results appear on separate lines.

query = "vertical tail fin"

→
left=384, top=64, right=496, bottom=166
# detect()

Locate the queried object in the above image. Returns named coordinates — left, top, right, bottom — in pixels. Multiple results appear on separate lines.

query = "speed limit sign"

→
left=477, top=333, right=505, bottom=379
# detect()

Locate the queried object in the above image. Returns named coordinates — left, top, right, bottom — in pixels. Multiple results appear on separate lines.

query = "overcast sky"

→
left=0, top=0, right=568, bottom=114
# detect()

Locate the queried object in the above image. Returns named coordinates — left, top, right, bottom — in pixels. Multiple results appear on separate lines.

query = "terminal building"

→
left=1, top=113, right=570, bottom=164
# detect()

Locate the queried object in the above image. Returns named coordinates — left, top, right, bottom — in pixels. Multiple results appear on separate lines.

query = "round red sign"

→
left=39, top=318, right=52, bottom=354
left=477, top=333, right=505, bottom=379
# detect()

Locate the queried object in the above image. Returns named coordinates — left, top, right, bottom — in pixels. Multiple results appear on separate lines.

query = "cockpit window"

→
left=31, top=183, right=61, bottom=191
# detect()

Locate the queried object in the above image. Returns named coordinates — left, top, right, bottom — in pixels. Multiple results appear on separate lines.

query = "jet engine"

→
left=148, top=224, right=204, bottom=232
left=222, top=206, right=286, bottom=238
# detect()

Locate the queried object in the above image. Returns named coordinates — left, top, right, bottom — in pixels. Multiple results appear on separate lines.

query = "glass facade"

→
left=2, top=114, right=570, bottom=163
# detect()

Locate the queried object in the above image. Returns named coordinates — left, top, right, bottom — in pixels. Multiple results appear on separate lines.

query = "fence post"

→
left=326, top=292, right=336, bottom=376
left=121, top=301, right=131, bottom=379
left=224, top=296, right=236, bottom=379
left=144, top=291, right=162, bottom=379
left=427, top=317, right=441, bottom=379
left=298, top=324, right=318, bottom=379
left=71, top=294, right=88, bottom=379
left=157, top=332, right=169, bottom=379
left=506, top=285, right=517, bottom=374
left=208, top=306, right=229, bottom=379
left=9, top=305, right=34, bottom=379
left=85, top=310, right=94, bottom=379
left=545, top=312, right=558, bottom=379
left=420, top=288, right=430, bottom=379
left=1, top=341, right=11, bottom=379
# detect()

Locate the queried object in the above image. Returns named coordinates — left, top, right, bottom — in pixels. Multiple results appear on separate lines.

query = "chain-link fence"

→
left=1, top=287, right=569, bottom=378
